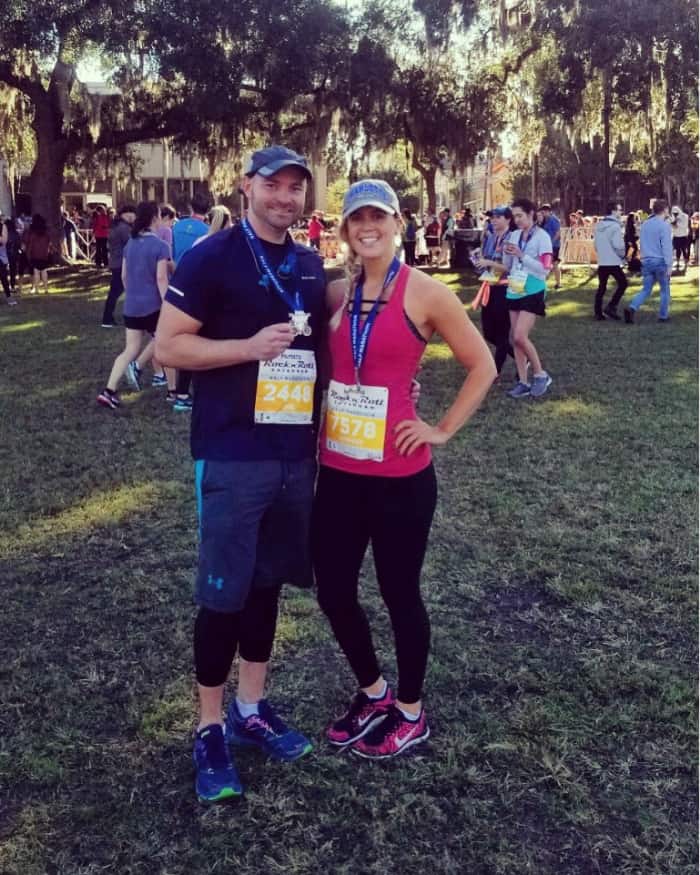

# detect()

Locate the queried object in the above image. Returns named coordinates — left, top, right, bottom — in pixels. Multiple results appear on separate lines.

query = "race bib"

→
left=254, top=349, right=316, bottom=425
left=479, top=270, right=498, bottom=282
left=508, top=266, right=528, bottom=295
left=325, top=379, right=388, bottom=462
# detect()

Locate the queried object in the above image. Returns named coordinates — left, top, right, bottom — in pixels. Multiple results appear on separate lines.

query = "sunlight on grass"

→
left=543, top=397, right=606, bottom=419
left=546, top=300, right=590, bottom=317
left=1, top=482, right=163, bottom=557
left=423, top=341, right=454, bottom=360
left=0, top=320, right=46, bottom=334
left=667, top=368, right=698, bottom=386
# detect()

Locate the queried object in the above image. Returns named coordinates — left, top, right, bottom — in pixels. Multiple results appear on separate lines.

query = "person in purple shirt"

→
left=624, top=199, right=673, bottom=323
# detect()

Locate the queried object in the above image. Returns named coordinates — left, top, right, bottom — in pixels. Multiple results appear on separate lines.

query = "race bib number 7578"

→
left=324, top=379, right=389, bottom=461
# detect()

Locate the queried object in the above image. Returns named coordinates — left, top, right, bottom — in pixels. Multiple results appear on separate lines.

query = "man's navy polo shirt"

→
left=165, top=225, right=326, bottom=462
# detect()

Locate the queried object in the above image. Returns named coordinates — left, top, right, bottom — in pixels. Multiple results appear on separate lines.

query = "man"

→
left=540, top=204, right=561, bottom=290
left=624, top=200, right=673, bottom=323
left=669, top=205, right=690, bottom=270
left=593, top=202, right=627, bottom=321
left=170, top=194, right=211, bottom=410
left=155, top=146, right=326, bottom=803
left=101, top=204, right=136, bottom=327
left=172, top=193, right=210, bottom=262
left=439, top=207, right=455, bottom=267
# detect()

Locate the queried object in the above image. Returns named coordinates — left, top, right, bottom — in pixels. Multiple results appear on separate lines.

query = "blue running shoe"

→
left=225, top=699, right=313, bottom=762
left=173, top=394, right=193, bottom=411
left=507, top=381, right=531, bottom=399
left=530, top=372, right=552, bottom=398
left=193, top=723, right=243, bottom=802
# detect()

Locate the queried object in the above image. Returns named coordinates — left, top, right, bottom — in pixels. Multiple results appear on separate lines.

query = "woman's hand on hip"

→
left=394, top=418, right=449, bottom=456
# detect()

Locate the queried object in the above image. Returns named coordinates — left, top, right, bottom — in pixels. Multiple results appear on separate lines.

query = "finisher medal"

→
left=290, top=310, right=312, bottom=337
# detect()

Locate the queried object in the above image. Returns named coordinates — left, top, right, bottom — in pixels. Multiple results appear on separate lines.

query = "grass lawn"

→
left=0, top=263, right=697, bottom=875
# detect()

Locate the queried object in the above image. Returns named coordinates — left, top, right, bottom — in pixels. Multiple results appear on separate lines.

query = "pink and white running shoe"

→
left=351, top=704, right=430, bottom=759
left=326, top=686, right=394, bottom=746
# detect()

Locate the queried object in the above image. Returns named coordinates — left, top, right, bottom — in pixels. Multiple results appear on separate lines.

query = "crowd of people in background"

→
left=1, top=188, right=695, bottom=408
left=0, top=141, right=696, bottom=807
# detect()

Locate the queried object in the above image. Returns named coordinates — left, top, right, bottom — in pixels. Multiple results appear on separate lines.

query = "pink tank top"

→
left=319, top=264, right=432, bottom=477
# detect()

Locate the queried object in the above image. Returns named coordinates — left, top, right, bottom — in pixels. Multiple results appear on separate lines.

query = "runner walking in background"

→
left=313, top=179, right=494, bottom=759
left=101, top=205, right=136, bottom=328
left=624, top=200, right=673, bottom=323
left=540, top=204, right=561, bottom=290
left=473, top=205, right=515, bottom=377
left=170, top=195, right=210, bottom=411
left=502, top=198, right=553, bottom=398
left=593, top=202, right=627, bottom=321
left=96, top=201, right=170, bottom=409
left=23, top=214, right=52, bottom=295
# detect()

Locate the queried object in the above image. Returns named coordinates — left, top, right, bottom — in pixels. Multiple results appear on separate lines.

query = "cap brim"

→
left=254, top=160, right=312, bottom=180
left=342, top=198, right=397, bottom=219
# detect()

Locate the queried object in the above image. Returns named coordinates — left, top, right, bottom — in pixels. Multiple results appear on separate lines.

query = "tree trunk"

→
left=602, top=68, right=612, bottom=207
left=423, top=166, right=437, bottom=215
left=531, top=151, right=539, bottom=204
left=411, top=149, right=437, bottom=214
left=28, top=83, right=70, bottom=250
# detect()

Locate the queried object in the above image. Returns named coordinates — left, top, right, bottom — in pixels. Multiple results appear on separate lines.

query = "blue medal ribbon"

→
left=350, top=256, right=401, bottom=387
left=241, top=217, right=304, bottom=313
left=517, top=225, right=536, bottom=258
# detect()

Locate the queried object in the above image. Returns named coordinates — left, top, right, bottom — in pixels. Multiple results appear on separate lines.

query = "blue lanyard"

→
left=484, top=232, right=505, bottom=261
left=350, top=257, right=401, bottom=385
left=241, top=218, right=303, bottom=312
left=518, top=226, right=536, bottom=255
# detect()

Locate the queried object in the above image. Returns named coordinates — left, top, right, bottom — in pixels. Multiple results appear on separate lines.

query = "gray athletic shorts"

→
left=194, top=458, right=316, bottom=613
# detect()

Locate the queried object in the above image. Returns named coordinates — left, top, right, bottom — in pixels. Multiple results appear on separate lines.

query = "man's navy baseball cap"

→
left=245, top=145, right=312, bottom=180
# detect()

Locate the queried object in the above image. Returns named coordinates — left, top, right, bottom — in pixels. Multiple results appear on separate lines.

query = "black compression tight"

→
left=312, top=464, right=437, bottom=704
left=194, top=584, right=282, bottom=687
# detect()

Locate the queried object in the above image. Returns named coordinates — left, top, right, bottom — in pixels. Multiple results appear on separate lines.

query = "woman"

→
left=0, top=221, right=17, bottom=305
left=473, top=205, right=516, bottom=378
left=3, top=219, right=21, bottom=294
left=194, top=205, right=231, bottom=247
left=157, top=204, right=177, bottom=265
left=97, top=201, right=170, bottom=409
left=92, top=205, right=110, bottom=268
left=23, top=214, right=52, bottom=294
left=312, top=179, right=495, bottom=758
left=402, top=210, right=417, bottom=266
left=502, top=197, right=553, bottom=398
left=624, top=211, right=640, bottom=275
left=424, top=215, right=441, bottom=266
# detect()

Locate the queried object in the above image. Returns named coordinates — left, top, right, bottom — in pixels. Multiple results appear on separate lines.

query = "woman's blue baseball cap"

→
left=342, top=179, right=400, bottom=221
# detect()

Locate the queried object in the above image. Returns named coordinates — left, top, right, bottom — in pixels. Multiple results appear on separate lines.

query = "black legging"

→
left=194, top=584, right=282, bottom=687
left=95, top=238, right=109, bottom=268
left=312, top=463, right=437, bottom=704
left=0, top=262, right=11, bottom=298
left=481, top=283, right=514, bottom=373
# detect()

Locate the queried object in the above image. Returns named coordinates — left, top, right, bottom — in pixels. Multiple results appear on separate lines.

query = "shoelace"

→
left=200, top=730, right=229, bottom=770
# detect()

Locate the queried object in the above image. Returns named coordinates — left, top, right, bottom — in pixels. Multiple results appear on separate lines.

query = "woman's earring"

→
left=394, top=234, right=402, bottom=247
